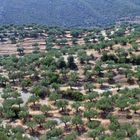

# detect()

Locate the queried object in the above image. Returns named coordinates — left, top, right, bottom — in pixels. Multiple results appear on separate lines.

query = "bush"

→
left=62, top=90, right=84, bottom=101
left=87, top=120, right=101, bottom=129
left=46, top=128, right=63, bottom=139
left=112, top=129, right=126, bottom=139
left=64, top=131, right=77, bottom=140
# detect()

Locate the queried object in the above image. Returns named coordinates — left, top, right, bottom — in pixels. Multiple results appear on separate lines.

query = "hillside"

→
left=1, top=24, right=140, bottom=139
left=0, top=0, right=140, bottom=27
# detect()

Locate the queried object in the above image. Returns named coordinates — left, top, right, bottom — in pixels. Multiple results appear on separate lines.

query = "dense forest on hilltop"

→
left=0, top=0, right=140, bottom=27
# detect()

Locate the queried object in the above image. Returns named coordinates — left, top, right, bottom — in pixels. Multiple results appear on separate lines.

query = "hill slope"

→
left=0, top=0, right=140, bottom=27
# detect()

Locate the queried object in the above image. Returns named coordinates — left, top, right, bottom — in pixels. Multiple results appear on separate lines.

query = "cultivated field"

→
left=0, top=24, right=140, bottom=140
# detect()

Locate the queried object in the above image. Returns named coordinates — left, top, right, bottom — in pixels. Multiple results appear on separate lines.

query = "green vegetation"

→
left=1, top=0, right=140, bottom=27
left=0, top=23, right=140, bottom=139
